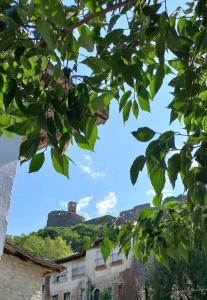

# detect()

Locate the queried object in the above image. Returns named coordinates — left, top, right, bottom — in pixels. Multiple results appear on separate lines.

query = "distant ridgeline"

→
left=47, top=195, right=186, bottom=228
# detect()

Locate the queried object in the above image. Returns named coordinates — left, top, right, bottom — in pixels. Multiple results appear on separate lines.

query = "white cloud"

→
left=77, top=196, right=92, bottom=214
left=79, top=155, right=106, bottom=179
left=96, top=192, right=117, bottom=215
left=59, top=196, right=92, bottom=220
left=83, top=154, right=92, bottom=164
left=146, top=189, right=156, bottom=196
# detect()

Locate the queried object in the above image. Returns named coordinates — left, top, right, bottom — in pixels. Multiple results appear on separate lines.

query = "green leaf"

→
left=168, top=153, right=181, bottom=188
left=108, top=15, right=120, bottom=32
left=29, top=153, right=45, bottom=173
left=199, top=89, right=207, bottom=100
left=150, top=66, right=165, bottom=99
left=137, top=87, right=150, bottom=112
left=101, top=237, right=114, bottom=262
left=78, top=35, right=94, bottom=52
left=164, top=200, right=179, bottom=210
left=156, top=254, right=170, bottom=272
left=74, top=133, right=91, bottom=150
left=6, top=120, right=32, bottom=135
left=90, top=92, right=113, bottom=113
left=0, top=114, right=11, bottom=128
left=132, top=100, right=139, bottom=119
left=130, top=155, right=146, bottom=185
left=119, top=91, right=131, bottom=112
left=33, top=0, right=68, bottom=28
left=51, top=148, right=69, bottom=177
left=82, top=57, right=109, bottom=74
left=122, top=100, right=132, bottom=123
left=149, top=165, right=165, bottom=197
left=191, top=182, right=206, bottom=205
left=0, top=74, right=4, bottom=90
left=20, top=135, right=40, bottom=161
left=139, top=207, right=155, bottom=220
left=104, top=29, right=123, bottom=46
left=153, top=195, right=162, bottom=208
left=35, top=18, right=56, bottom=51
left=85, top=118, right=97, bottom=151
left=3, top=78, right=17, bottom=109
left=132, top=127, right=155, bottom=142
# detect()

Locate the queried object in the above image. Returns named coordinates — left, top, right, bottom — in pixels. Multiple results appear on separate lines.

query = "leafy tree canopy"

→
left=7, top=234, right=73, bottom=259
left=2, top=0, right=207, bottom=266
left=7, top=223, right=104, bottom=253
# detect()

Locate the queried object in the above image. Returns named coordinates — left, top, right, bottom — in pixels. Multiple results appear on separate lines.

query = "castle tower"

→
left=68, top=201, right=77, bottom=214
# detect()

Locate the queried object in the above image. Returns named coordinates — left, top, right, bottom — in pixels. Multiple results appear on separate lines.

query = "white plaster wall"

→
left=51, top=257, right=86, bottom=300
left=0, top=253, right=48, bottom=300
left=0, top=136, right=20, bottom=256
left=50, top=248, right=134, bottom=300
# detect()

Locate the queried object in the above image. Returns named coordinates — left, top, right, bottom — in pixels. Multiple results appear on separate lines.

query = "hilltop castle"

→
left=46, top=195, right=186, bottom=228
left=46, top=201, right=151, bottom=228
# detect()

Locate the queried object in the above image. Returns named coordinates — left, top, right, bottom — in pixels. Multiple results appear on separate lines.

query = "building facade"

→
left=0, top=136, right=21, bottom=257
left=49, top=241, right=145, bottom=300
left=0, top=241, right=64, bottom=300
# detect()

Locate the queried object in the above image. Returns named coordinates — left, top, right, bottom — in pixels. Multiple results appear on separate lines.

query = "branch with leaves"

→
left=1, top=0, right=207, bottom=267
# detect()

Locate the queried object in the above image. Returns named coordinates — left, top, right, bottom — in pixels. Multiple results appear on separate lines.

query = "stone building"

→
left=0, top=241, right=64, bottom=300
left=46, top=201, right=151, bottom=228
left=47, top=202, right=85, bottom=227
left=49, top=239, right=145, bottom=300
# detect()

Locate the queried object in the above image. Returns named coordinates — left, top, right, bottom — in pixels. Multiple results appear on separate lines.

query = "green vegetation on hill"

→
left=7, top=224, right=105, bottom=259
left=7, top=235, right=72, bottom=260
left=37, top=224, right=105, bottom=252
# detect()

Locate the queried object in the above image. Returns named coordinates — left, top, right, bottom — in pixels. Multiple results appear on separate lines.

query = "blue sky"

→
left=7, top=0, right=185, bottom=236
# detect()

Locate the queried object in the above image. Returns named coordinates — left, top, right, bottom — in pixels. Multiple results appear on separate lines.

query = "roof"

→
left=4, top=241, right=65, bottom=273
left=55, top=251, right=86, bottom=264
left=55, top=238, right=104, bottom=264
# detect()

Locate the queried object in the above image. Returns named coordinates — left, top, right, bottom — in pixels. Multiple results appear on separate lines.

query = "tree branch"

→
left=68, top=0, right=134, bottom=31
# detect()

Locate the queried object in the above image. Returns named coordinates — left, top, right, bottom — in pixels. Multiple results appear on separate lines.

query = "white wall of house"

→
left=50, top=246, right=136, bottom=300
left=0, top=252, right=49, bottom=300
left=0, top=135, right=20, bottom=256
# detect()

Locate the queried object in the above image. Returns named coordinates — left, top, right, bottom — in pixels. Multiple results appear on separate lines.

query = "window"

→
left=72, top=264, right=85, bottom=279
left=53, top=271, right=67, bottom=283
left=111, top=246, right=122, bottom=263
left=52, top=295, right=58, bottom=300
left=95, top=250, right=105, bottom=267
left=94, top=289, right=100, bottom=300
left=64, top=292, right=70, bottom=300
left=80, top=289, right=85, bottom=300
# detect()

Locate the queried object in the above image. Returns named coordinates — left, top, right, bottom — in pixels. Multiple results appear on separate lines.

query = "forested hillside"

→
left=7, top=224, right=105, bottom=259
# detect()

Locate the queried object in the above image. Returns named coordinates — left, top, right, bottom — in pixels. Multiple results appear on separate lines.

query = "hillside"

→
left=7, top=223, right=105, bottom=259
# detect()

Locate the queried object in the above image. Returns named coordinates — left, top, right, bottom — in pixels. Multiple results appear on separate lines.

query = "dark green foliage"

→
left=2, top=0, right=207, bottom=266
left=8, top=223, right=105, bottom=253
left=147, top=250, right=207, bottom=300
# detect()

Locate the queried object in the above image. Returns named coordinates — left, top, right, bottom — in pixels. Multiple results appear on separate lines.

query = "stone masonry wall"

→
left=47, top=211, right=84, bottom=227
left=0, top=253, right=47, bottom=300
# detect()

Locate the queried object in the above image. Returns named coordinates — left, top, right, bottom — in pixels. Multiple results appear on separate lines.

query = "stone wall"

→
left=46, top=203, right=151, bottom=228
left=0, top=253, right=48, bottom=300
left=0, top=136, right=20, bottom=257
left=47, top=211, right=85, bottom=227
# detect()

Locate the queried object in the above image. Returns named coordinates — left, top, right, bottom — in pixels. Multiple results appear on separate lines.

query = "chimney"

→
left=68, top=201, right=77, bottom=214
